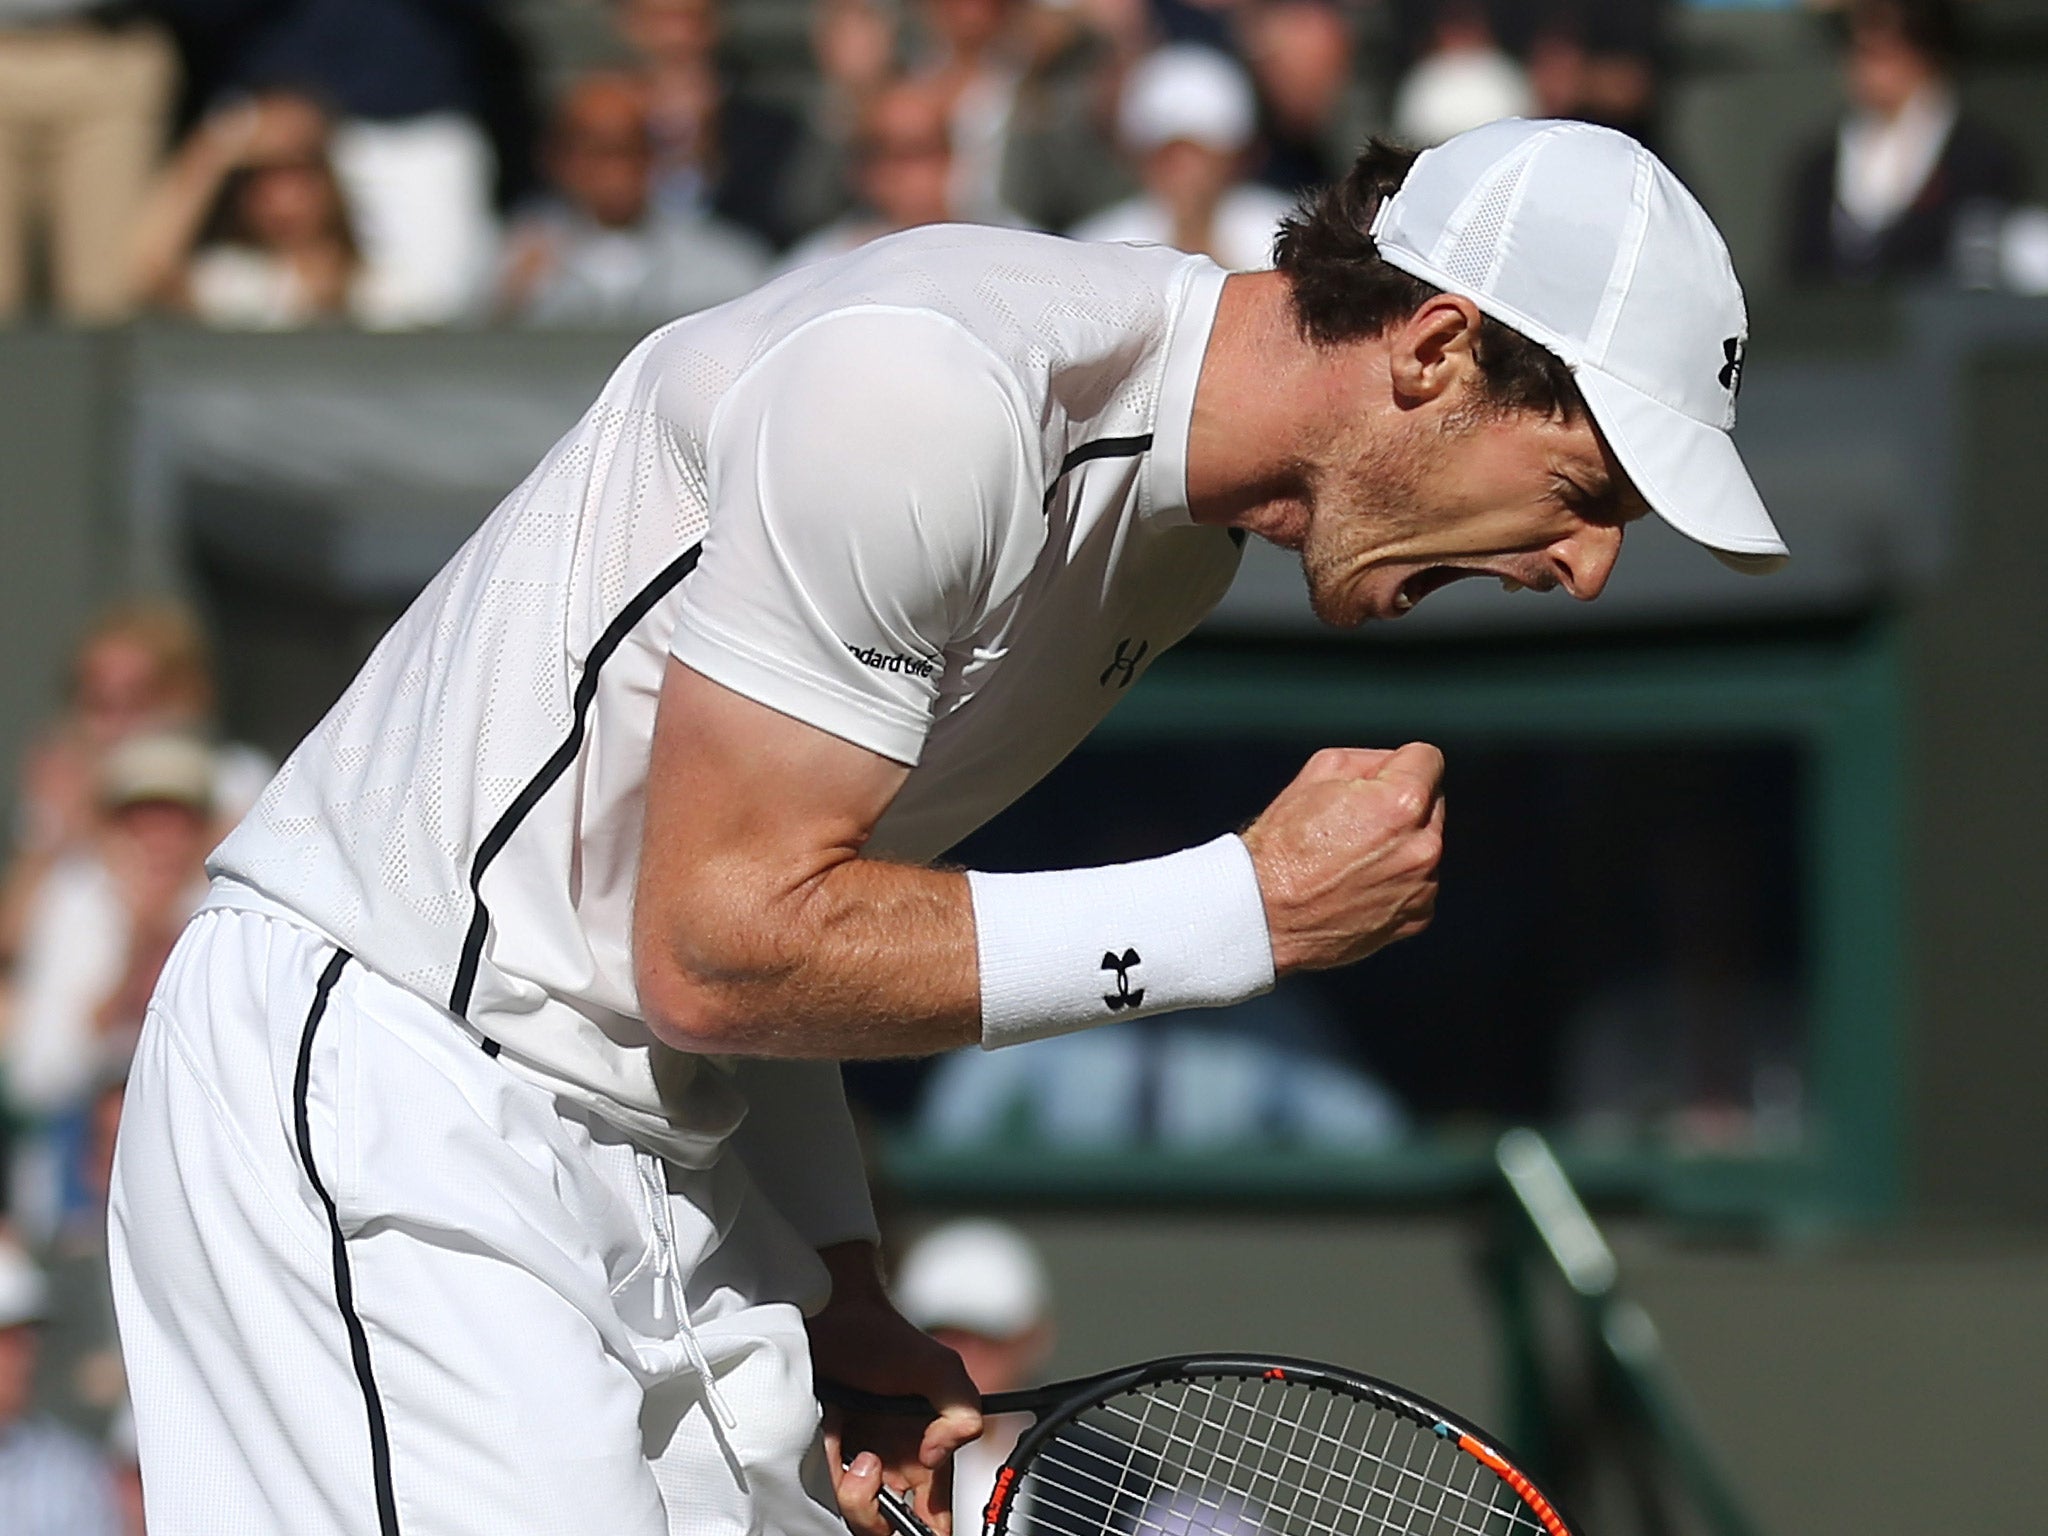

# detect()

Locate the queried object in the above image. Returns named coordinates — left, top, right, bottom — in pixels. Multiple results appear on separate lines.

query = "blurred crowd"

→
left=1, top=0, right=2042, bottom=333
left=0, top=599, right=265, bottom=1532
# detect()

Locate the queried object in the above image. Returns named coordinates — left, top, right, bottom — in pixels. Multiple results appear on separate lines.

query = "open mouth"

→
left=1392, top=567, right=1485, bottom=614
left=1391, top=567, right=1542, bottom=615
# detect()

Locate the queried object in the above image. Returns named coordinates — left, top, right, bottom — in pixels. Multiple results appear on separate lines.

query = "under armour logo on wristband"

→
left=1101, top=948, right=1145, bottom=1010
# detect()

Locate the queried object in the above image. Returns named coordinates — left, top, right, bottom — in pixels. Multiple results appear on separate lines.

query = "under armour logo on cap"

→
left=1719, top=336, right=1746, bottom=400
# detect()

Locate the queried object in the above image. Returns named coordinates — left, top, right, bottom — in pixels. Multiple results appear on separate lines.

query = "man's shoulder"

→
left=721, top=225, right=1195, bottom=350
left=644, top=225, right=1200, bottom=435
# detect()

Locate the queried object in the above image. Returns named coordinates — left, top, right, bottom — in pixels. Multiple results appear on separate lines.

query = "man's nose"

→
left=1550, top=523, right=1625, bottom=602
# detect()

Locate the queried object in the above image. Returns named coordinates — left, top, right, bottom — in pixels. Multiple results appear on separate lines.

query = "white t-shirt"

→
left=209, top=226, right=1242, bottom=1227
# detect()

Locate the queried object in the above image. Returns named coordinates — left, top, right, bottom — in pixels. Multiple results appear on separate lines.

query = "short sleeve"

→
left=670, top=309, right=1037, bottom=766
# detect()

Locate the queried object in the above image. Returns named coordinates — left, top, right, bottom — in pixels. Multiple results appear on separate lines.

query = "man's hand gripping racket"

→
left=823, top=1353, right=1575, bottom=1536
left=807, top=1245, right=983, bottom=1536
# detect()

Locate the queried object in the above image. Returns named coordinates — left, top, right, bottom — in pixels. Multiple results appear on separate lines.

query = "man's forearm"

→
left=633, top=670, right=1445, bottom=1063
left=638, top=856, right=982, bottom=1058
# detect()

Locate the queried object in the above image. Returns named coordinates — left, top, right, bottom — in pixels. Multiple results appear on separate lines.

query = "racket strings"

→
left=1021, top=1407, right=1474, bottom=1536
left=1108, top=1383, right=1517, bottom=1536
left=1020, top=1402, right=1514, bottom=1536
left=1010, top=1376, right=1546, bottom=1536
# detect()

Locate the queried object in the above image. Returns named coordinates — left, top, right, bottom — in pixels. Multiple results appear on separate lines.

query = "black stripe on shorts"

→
left=292, top=947, right=402, bottom=1536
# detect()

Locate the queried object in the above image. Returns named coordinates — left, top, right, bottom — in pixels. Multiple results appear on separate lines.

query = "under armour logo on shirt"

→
left=1719, top=336, right=1746, bottom=400
left=1100, top=638, right=1148, bottom=689
left=1101, top=948, right=1145, bottom=1010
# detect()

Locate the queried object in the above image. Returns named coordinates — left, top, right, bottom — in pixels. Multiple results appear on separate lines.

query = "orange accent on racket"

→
left=1457, top=1435, right=1571, bottom=1536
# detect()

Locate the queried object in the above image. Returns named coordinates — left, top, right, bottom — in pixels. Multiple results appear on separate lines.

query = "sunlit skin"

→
left=1187, top=272, right=1651, bottom=623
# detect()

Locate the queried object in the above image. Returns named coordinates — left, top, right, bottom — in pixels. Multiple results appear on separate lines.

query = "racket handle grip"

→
left=819, top=1379, right=1039, bottom=1416
left=875, top=1484, right=941, bottom=1536
left=819, top=1382, right=969, bottom=1536
left=818, top=1381, right=941, bottom=1416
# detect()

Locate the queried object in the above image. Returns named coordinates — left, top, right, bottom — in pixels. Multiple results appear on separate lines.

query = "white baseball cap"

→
left=1120, top=45, right=1258, bottom=156
left=894, top=1219, right=1049, bottom=1340
left=1370, top=118, right=1788, bottom=572
left=100, top=730, right=217, bottom=813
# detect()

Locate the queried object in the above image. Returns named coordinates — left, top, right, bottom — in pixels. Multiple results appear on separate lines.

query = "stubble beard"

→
left=1299, top=421, right=1438, bottom=627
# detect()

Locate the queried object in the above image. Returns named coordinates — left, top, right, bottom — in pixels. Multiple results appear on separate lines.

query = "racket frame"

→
left=822, top=1351, right=1575, bottom=1536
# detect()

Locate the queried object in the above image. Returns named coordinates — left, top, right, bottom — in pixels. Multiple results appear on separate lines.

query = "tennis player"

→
left=110, top=119, right=1784, bottom=1536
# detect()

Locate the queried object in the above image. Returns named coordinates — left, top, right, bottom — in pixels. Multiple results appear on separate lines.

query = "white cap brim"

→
left=1574, top=366, right=1789, bottom=574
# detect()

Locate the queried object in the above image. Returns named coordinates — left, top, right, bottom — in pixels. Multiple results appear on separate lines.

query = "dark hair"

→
left=1844, top=0, right=1960, bottom=66
left=1273, top=140, right=1585, bottom=421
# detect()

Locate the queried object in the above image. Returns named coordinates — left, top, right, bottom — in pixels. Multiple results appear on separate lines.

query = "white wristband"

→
left=968, top=834, right=1277, bottom=1050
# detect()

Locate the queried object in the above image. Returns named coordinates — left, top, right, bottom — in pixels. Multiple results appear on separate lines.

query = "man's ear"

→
left=1388, top=294, right=1484, bottom=407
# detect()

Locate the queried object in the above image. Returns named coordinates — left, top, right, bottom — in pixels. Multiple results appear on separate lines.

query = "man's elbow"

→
left=637, top=952, right=761, bottom=1053
left=634, top=863, right=835, bottom=1053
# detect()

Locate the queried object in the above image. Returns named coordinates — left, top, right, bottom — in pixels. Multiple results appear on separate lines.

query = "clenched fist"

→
left=1240, top=742, right=1445, bottom=975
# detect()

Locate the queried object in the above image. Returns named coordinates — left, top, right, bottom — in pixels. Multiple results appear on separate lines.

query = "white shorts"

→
left=110, top=905, right=850, bottom=1536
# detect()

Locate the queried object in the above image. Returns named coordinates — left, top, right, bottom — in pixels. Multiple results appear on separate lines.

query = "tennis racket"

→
left=821, top=1352, right=1574, bottom=1536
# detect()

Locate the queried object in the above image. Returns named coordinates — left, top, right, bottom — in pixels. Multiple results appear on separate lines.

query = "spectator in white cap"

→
left=1391, top=3, right=1533, bottom=148
left=0, top=1235, right=122, bottom=1535
left=895, top=1219, right=1053, bottom=1391
left=1071, top=45, right=1298, bottom=271
left=893, top=1220, right=1054, bottom=1529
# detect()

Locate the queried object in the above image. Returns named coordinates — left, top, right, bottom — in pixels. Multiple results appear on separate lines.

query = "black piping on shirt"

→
left=292, top=947, right=401, bottom=1536
left=1041, top=434, right=1154, bottom=515
left=448, top=542, right=703, bottom=1019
